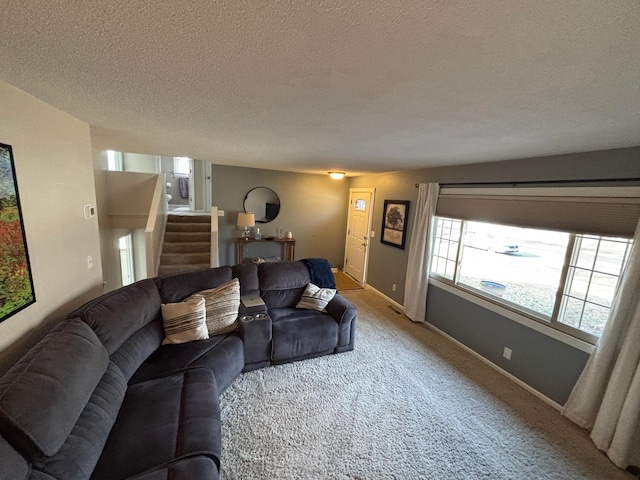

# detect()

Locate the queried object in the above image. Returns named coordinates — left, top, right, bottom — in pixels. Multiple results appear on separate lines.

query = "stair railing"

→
left=144, top=175, right=169, bottom=277
left=210, top=206, right=220, bottom=268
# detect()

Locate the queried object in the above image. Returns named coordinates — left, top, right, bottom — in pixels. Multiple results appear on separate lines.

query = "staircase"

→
left=158, top=215, right=211, bottom=275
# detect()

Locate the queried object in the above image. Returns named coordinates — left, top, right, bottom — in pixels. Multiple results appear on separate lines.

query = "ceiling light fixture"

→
left=329, top=172, right=345, bottom=180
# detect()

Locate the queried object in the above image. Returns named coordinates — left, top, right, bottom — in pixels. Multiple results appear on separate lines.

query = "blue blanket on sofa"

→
left=301, top=258, right=336, bottom=289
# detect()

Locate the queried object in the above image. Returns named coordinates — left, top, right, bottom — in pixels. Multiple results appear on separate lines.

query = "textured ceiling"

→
left=1, top=1, right=639, bottom=175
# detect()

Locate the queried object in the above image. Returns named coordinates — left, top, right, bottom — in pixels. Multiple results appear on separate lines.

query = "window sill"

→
left=429, top=277, right=595, bottom=354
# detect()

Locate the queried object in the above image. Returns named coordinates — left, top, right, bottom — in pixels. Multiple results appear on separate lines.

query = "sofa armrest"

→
left=326, top=294, right=357, bottom=352
left=325, top=294, right=356, bottom=325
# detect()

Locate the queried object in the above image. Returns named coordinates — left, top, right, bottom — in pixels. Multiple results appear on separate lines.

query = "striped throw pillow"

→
left=296, top=283, right=336, bottom=312
left=161, top=296, right=209, bottom=345
left=190, top=278, right=241, bottom=335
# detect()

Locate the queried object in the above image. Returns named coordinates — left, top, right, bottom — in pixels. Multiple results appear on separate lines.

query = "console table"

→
left=236, top=237, right=296, bottom=264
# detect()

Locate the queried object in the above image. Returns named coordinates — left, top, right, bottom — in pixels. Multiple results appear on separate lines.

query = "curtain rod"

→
left=415, top=177, right=640, bottom=188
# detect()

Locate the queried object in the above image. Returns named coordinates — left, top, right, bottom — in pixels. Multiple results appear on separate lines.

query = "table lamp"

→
left=237, top=212, right=255, bottom=239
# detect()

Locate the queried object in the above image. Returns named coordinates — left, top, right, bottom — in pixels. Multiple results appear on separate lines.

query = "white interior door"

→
left=344, top=188, right=375, bottom=284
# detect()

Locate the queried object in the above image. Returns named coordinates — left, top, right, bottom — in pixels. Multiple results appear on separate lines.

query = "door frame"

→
left=188, top=158, right=195, bottom=211
left=343, top=187, right=375, bottom=284
left=189, top=159, right=213, bottom=212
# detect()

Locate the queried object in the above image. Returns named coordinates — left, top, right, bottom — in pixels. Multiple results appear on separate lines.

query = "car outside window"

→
left=431, top=217, right=632, bottom=343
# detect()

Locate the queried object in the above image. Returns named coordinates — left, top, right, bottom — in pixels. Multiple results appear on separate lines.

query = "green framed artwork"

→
left=0, top=143, right=35, bottom=322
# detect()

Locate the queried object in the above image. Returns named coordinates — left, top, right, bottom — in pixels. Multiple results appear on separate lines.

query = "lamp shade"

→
left=237, top=212, right=255, bottom=227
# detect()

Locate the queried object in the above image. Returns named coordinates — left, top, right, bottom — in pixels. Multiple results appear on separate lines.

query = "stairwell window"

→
left=107, top=150, right=123, bottom=171
left=174, top=157, right=191, bottom=176
left=119, top=233, right=135, bottom=286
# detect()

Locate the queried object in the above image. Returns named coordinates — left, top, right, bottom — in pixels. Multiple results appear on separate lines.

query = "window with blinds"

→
left=436, top=187, right=640, bottom=237
left=429, top=186, right=639, bottom=344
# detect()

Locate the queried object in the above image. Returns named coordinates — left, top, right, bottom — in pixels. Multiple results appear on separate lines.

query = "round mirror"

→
left=244, top=187, right=280, bottom=223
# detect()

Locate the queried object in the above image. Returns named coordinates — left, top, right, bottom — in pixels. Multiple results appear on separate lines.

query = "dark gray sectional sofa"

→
left=0, top=260, right=357, bottom=480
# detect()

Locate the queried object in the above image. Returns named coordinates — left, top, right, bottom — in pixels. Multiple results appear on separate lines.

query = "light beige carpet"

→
left=219, top=289, right=633, bottom=480
left=333, top=271, right=364, bottom=291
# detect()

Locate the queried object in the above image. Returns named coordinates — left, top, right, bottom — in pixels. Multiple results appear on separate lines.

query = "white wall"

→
left=0, top=81, right=103, bottom=374
left=93, top=149, right=122, bottom=291
left=94, top=152, right=167, bottom=291
left=105, top=170, right=158, bottom=227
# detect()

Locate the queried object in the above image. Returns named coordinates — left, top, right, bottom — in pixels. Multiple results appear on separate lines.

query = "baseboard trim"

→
left=365, top=284, right=404, bottom=311
left=425, top=322, right=563, bottom=412
left=365, top=285, right=562, bottom=412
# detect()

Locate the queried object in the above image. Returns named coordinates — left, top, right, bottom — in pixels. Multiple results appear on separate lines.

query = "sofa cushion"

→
left=129, top=333, right=244, bottom=394
left=33, top=362, right=127, bottom=480
left=296, top=283, right=336, bottom=311
left=154, top=267, right=232, bottom=303
left=0, top=436, right=29, bottom=480
left=130, top=456, right=219, bottom=480
left=28, top=472, right=55, bottom=480
left=91, top=368, right=221, bottom=480
left=161, top=296, right=209, bottom=345
left=270, top=308, right=339, bottom=361
left=109, top=319, right=164, bottom=381
left=69, top=279, right=162, bottom=355
left=259, top=261, right=310, bottom=309
left=231, top=263, right=259, bottom=293
left=189, top=278, right=240, bottom=335
left=0, top=319, right=108, bottom=460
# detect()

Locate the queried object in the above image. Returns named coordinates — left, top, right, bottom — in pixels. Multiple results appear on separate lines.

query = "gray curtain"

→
left=563, top=217, right=640, bottom=469
left=403, top=182, right=439, bottom=323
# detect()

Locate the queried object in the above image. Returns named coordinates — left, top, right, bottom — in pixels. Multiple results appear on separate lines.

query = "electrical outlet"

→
left=503, top=347, right=512, bottom=360
left=87, top=255, right=93, bottom=269
left=370, top=230, right=376, bottom=238
left=392, top=284, right=396, bottom=292
left=218, top=210, right=225, bottom=216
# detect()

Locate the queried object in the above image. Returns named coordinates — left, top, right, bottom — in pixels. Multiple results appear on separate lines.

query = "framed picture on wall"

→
left=0, top=143, right=36, bottom=322
left=381, top=200, right=410, bottom=250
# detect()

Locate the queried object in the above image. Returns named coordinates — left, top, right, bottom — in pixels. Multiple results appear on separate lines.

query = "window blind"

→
left=435, top=187, right=640, bottom=237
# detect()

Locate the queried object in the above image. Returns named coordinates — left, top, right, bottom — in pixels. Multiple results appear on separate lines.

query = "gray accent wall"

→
left=351, top=146, right=640, bottom=304
left=212, top=165, right=349, bottom=267
left=426, top=285, right=590, bottom=405
left=351, top=146, right=640, bottom=405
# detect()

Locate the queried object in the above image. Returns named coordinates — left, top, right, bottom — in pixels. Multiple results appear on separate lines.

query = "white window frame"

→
left=118, top=233, right=135, bottom=287
left=430, top=215, right=632, bottom=345
left=107, top=150, right=123, bottom=171
left=173, top=157, right=191, bottom=176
